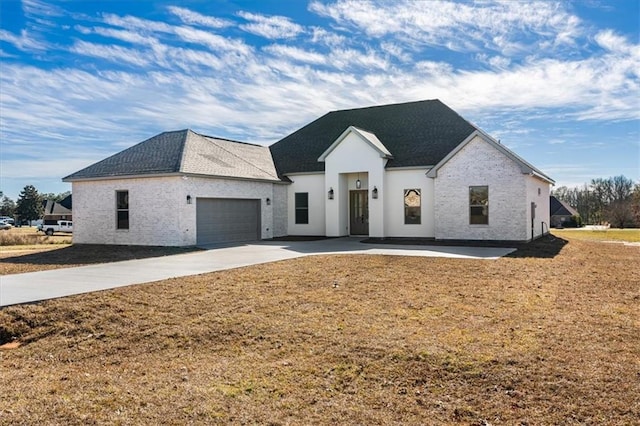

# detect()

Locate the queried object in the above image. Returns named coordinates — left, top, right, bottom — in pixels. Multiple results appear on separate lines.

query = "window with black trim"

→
left=404, top=189, right=421, bottom=224
left=116, top=190, right=129, bottom=230
left=469, top=186, right=488, bottom=225
left=295, top=192, right=309, bottom=224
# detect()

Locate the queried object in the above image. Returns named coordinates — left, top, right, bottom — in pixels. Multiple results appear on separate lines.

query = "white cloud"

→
left=167, top=6, right=234, bottom=29
left=310, top=26, right=346, bottom=47
left=238, top=11, right=304, bottom=39
left=70, top=40, right=150, bottom=66
left=263, top=44, right=326, bottom=64
left=380, top=41, right=411, bottom=62
left=309, top=0, right=583, bottom=56
left=0, top=29, right=48, bottom=51
left=595, top=29, right=640, bottom=58
left=75, top=25, right=158, bottom=47
left=173, top=26, right=252, bottom=56
left=102, top=13, right=175, bottom=34
left=22, top=0, right=64, bottom=18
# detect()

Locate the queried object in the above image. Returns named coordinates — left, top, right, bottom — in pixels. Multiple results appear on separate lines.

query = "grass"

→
left=0, top=245, right=200, bottom=275
left=1, top=235, right=639, bottom=424
left=552, top=228, right=640, bottom=243
left=0, top=226, right=71, bottom=247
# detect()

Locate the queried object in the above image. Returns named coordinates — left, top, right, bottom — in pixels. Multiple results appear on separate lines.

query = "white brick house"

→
left=65, top=100, right=553, bottom=246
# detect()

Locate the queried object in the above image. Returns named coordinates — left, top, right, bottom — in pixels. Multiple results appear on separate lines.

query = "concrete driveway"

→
left=0, top=238, right=515, bottom=307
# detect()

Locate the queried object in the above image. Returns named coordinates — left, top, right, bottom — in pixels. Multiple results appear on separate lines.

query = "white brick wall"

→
left=272, top=184, right=288, bottom=237
left=434, top=135, right=530, bottom=241
left=526, top=175, right=551, bottom=239
left=73, top=175, right=282, bottom=246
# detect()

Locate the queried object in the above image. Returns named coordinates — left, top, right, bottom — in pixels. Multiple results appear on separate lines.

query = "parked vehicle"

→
left=0, top=220, right=12, bottom=231
left=0, top=216, right=14, bottom=225
left=38, top=220, right=73, bottom=236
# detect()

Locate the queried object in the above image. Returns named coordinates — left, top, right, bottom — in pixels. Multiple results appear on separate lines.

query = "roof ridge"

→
left=328, top=98, right=440, bottom=113
left=190, top=130, right=263, bottom=147
left=199, top=134, right=279, bottom=180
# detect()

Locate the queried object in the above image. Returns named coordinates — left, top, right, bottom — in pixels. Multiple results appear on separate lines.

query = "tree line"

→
left=0, top=185, right=71, bottom=223
left=552, top=175, right=640, bottom=228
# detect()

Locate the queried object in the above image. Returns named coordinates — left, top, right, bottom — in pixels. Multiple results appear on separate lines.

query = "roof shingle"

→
left=64, top=130, right=279, bottom=182
left=269, top=99, right=477, bottom=177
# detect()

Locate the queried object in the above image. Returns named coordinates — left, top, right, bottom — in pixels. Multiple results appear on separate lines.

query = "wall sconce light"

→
left=328, top=187, right=334, bottom=200
left=186, top=195, right=192, bottom=204
left=372, top=186, right=378, bottom=199
left=355, top=174, right=362, bottom=189
left=266, top=197, right=271, bottom=206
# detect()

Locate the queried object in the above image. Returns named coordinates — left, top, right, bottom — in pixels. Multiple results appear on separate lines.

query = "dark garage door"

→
left=196, top=198, right=261, bottom=245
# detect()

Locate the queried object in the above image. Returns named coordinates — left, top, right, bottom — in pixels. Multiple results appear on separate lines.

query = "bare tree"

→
left=553, top=176, right=638, bottom=227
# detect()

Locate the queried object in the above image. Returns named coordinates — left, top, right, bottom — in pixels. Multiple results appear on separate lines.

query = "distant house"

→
left=64, top=99, right=554, bottom=246
left=550, top=196, right=579, bottom=228
left=42, top=195, right=72, bottom=225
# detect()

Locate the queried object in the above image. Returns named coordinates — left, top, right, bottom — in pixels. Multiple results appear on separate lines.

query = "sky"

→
left=0, top=0, right=638, bottom=201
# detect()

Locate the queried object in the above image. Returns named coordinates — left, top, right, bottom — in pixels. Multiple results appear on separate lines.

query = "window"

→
left=116, top=190, right=129, bottom=229
left=295, top=192, right=309, bottom=224
left=469, top=186, right=488, bottom=225
left=404, top=189, right=421, bottom=224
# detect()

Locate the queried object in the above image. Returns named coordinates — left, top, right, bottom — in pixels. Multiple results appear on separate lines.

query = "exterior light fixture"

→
left=372, top=186, right=378, bottom=199
left=328, top=188, right=334, bottom=200
left=266, top=197, right=271, bottom=205
left=186, top=195, right=192, bottom=204
left=355, top=173, right=361, bottom=189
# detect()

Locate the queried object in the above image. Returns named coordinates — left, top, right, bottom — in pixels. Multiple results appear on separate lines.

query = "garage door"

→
left=196, top=198, right=261, bottom=245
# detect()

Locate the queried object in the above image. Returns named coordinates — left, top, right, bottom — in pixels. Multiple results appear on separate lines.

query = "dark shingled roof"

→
left=59, top=194, right=72, bottom=210
left=64, top=130, right=188, bottom=180
left=64, top=130, right=280, bottom=181
left=550, top=196, right=578, bottom=217
left=269, top=99, right=477, bottom=177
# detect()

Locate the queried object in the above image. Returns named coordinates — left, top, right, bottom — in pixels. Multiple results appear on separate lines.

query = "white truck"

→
left=38, top=220, right=73, bottom=236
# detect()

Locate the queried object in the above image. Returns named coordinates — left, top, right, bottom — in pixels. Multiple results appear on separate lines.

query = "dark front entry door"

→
left=350, top=190, right=369, bottom=235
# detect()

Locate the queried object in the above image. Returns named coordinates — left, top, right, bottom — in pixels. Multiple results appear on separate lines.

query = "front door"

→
left=349, top=190, right=369, bottom=235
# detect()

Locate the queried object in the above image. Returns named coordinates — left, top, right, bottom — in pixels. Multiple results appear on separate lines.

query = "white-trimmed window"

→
left=116, top=190, right=129, bottom=230
left=469, top=186, right=488, bottom=225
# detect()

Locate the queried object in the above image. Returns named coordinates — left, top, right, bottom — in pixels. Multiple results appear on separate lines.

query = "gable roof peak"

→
left=318, top=125, right=393, bottom=162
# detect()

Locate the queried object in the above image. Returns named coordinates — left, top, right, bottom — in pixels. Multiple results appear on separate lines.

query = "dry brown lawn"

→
left=0, top=245, right=200, bottom=275
left=1, top=236, right=639, bottom=425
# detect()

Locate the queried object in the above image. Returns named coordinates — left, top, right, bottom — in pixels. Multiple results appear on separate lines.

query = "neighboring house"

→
left=42, top=195, right=73, bottom=224
left=550, top=195, right=579, bottom=227
left=64, top=99, right=554, bottom=246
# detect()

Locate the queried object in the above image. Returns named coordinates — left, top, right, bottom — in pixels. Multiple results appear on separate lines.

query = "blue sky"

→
left=1, top=0, right=638, bottom=200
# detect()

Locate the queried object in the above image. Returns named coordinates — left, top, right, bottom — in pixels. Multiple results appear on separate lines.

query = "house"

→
left=42, top=194, right=73, bottom=225
left=64, top=99, right=554, bottom=246
left=550, top=195, right=579, bottom=228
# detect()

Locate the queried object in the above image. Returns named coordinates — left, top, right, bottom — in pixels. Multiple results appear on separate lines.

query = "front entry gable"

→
left=318, top=126, right=393, bottom=163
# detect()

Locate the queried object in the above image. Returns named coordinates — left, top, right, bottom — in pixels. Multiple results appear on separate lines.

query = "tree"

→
left=15, top=185, right=43, bottom=223
left=631, top=184, right=640, bottom=226
left=598, top=175, right=635, bottom=228
left=0, top=195, right=16, bottom=217
left=40, top=191, right=71, bottom=203
left=553, top=175, right=637, bottom=227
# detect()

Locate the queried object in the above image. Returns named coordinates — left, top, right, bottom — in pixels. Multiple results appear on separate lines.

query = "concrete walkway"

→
left=0, top=238, right=515, bottom=307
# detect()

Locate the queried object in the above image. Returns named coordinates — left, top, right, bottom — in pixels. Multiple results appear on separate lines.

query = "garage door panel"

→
left=196, top=198, right=260, bottom=245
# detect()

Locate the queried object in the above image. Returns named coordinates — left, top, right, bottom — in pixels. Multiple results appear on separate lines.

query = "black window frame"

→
left=404, top=188, right=421, bottom=225
left=469, top=186, right=489, bottom=225
left=116, top=190, right=129, bottom=230
left=294, top=192, right=309, bottom=224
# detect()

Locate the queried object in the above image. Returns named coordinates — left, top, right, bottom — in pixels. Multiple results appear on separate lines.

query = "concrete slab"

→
left=0, top=238, right=515, bottom=307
